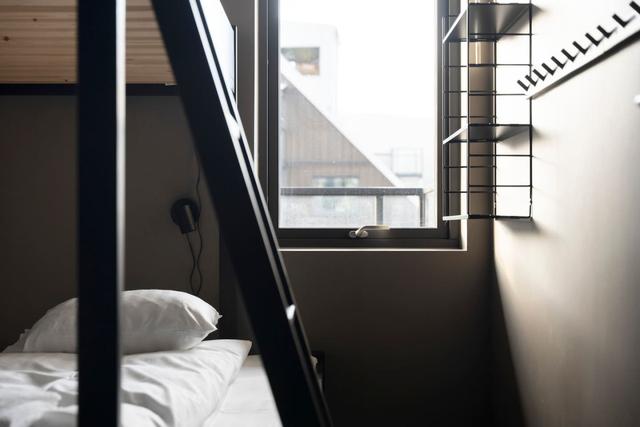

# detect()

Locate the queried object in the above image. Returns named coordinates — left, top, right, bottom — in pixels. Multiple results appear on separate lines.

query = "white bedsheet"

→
left=205, top=355, right=282, bottom=427
left=0, top=339, right=251, bottom=427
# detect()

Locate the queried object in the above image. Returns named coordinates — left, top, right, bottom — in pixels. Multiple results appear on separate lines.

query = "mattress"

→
left=0, top=339, right=251, bottom=427
left=205, top=355, right=282, bottom=427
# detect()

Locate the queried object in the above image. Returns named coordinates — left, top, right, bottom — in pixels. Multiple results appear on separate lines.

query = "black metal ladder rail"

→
left=77, top=0, right=125, bottom=426
left=150, top=1, right=332, bottom=426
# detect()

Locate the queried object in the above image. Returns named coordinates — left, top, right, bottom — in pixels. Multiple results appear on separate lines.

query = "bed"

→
left=0, top=340, right=283, bottom=427
left=206, top=355, right=282, bottom=427
left=0, top=290, right=291, bottom=427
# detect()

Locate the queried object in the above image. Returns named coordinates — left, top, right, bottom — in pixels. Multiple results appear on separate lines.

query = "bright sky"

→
left=280, top=0, right=437, bottom=119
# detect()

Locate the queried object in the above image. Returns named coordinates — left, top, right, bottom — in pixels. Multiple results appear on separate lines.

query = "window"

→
left=263, top=0, right=451, bottom=246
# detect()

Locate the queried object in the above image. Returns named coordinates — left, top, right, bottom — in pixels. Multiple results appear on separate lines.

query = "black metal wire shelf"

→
left=445, top=114, right=497, bottom=118
left=446, top=190, right=497, bottom=194
left=468, top=153, right=530, bottom=157
left=442, top=3, right=531, bottom=44
left=469, top=184, right=530, bottom=187
left=444, top=165, right=496, bottom=169
left=445, top=90, right=526, bottom=95
left=450, top=34, right=531, bottom=42
left=446, top=92, right=526, bottom=97
left=447, top=63, right=530, bottom=68
left=443, top=214, right=531, bottom=221
left=442, top=0, right=533, bottom=221
left=442, top=123, right=530, bottom=144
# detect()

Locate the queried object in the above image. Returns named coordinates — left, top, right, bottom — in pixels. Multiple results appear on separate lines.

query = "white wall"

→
left=493, top=1, right=640, bottom=425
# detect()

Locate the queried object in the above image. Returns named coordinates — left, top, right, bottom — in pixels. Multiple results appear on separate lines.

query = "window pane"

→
left=278, top=0, right=437, bottom=229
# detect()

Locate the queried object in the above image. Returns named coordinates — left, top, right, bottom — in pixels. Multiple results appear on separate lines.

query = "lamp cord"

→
left=185, top=234, right=202, bottom=295
left=188, top=160, right=205, bottom=296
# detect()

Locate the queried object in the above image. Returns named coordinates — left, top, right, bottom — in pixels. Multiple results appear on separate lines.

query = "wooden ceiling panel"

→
left=0, top=0, right=175, bottom=83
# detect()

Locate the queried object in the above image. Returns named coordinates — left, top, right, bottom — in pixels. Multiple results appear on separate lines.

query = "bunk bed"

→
left=0, top=0, right=332, bottom=425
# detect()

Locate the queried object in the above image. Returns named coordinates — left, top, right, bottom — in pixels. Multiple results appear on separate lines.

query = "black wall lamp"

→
left=171, top=198, right=200, bottom=234
left=171, top=198, right=204, bottom=296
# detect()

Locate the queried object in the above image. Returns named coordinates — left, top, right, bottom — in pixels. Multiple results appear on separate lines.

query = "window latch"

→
left=348, top=225, right=390, bottom=239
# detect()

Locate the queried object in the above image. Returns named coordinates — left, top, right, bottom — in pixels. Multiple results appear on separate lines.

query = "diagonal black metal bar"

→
left=76, top=0, right=125, bottom=426
left=150, top=1, right=332, bottom=426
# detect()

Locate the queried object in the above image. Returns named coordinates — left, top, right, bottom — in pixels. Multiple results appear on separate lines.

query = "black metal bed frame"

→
left=76, top=0, right=331, bottom=425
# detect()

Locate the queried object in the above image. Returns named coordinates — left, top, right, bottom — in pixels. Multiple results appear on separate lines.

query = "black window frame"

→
left=257, top=0, right=457, bottom=249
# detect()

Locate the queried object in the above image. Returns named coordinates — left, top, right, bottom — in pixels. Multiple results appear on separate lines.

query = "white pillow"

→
left=22, top=290, right=220, bottom=355
left=3, top=329, right=30, bottom=353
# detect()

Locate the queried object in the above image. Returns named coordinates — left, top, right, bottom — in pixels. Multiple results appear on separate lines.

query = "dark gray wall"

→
left=222, top=223, right=494, bottom=426
left=493, top=1, right=640, bottom=426
left=126, top=97, right=219, bottom=306
left=0, top=96, right=77, bottom=348
left=284, top=228, right=493, bottom=426
left=0, top=95, right=219, bottom=348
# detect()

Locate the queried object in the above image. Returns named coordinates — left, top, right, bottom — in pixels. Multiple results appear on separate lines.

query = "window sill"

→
left=278, top=238, right=462, bottom=252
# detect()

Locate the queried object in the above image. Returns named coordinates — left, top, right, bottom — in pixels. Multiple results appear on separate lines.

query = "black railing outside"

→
left=280, top=187, right=431, bottom=227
